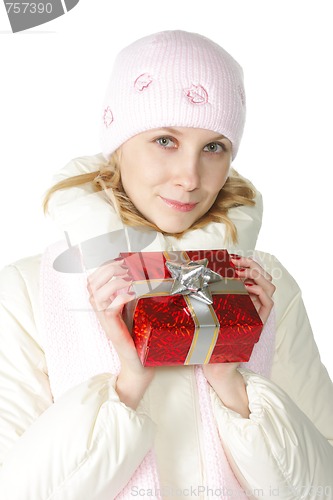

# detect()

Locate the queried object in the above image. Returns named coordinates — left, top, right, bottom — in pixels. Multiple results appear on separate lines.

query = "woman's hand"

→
left=202, top=256, right=275, bottom=418
left=87, top=259, right=155, bottom=409
left=230, top=254, right=276, bottom=324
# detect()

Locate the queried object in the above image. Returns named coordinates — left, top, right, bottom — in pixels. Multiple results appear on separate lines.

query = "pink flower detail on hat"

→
left=184, top=84, right=208, bottom=104
left=103, top=106, right=113, bottom=128
left=134, top=73, right=153, bottom=92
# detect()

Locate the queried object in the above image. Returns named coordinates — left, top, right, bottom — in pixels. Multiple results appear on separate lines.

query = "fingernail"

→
left=120, top=266, right=133, bottom=277
left=230, top=254, right=241, bottom=260
left=118, top=266, right=128, bottom=273
left=245, top=282, right=254, bottom=286
left=127, top=286, right=136, bottom=296
left=235, top=267, right=246, bottom=272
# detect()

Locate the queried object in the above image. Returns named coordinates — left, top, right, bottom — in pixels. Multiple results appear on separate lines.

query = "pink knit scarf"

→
left=40, top=241, right=276, bottom=499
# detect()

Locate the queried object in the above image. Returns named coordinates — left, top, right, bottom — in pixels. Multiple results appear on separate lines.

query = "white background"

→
left=0, top=0, right=332, bottom=378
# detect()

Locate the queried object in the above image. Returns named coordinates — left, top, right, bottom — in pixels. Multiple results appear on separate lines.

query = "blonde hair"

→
left=44, top=151, right=256, bottom=243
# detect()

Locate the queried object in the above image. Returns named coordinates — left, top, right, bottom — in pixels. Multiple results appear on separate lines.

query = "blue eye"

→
left=156, top=137, right=176, bottom=148
left=203, top=142, right=225, bottom=153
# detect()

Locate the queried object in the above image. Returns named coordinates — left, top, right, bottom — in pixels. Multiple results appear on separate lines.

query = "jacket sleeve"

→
left=0, top=261, right=156, bottom=500
left=211, top=369, right=333, bottom=499
left=266, top=253, right=333, bottom=445
left=210, top=253, right=333, bottom=498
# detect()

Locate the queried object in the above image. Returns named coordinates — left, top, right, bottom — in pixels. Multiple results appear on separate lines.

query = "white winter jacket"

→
left=0, top=154, right=332, bottom=499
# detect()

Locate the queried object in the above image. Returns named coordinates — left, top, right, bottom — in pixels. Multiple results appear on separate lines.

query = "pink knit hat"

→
left=101, top=30, right=246, bottom=160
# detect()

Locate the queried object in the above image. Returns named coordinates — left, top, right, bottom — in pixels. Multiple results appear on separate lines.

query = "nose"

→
left=173, top=152, right=201, bottom=191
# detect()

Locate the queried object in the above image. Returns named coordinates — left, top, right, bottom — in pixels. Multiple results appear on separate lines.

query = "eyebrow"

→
left=156, top=127, right=184, bottom=135
left=152, top=128, right=228, bottom=141
left=209, top=134, right=228, bottom=141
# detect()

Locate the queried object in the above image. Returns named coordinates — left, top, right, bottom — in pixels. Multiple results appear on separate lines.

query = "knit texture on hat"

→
left=101, top=30, right=246, bottom=160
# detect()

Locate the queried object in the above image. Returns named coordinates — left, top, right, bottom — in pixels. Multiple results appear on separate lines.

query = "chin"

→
left=155, top=221, right=194, bottom=235
left=148, top=212, right=200, bottom=234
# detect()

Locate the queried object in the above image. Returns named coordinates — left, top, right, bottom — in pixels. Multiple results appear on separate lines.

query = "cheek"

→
left=206, top=169, right=229, bottom=195
left=123, top=170, right=161, bottom=191
left=120, top=164, right=163, bottom=203
left=121, top=150, right=167, bottom=187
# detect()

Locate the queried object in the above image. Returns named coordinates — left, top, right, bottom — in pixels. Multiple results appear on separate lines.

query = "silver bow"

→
left=165, top=258, right=222, bottom=305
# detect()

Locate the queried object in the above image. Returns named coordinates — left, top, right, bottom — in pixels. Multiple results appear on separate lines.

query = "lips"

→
left=160, top=197, right=198, bottom=212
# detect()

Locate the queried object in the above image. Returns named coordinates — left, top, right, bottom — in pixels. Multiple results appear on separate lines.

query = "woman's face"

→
left=119, top=127, right=232, bottom=233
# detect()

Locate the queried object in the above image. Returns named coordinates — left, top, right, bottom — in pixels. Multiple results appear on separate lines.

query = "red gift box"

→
left=122, top=250, right=263, bottom=367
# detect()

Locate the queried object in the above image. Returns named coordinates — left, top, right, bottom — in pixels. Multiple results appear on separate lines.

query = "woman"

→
left=0, top=30, right=332, bottom=499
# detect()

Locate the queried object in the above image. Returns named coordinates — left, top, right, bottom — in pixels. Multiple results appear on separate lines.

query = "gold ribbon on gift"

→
left=129, top=251, right=247, bottom=365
